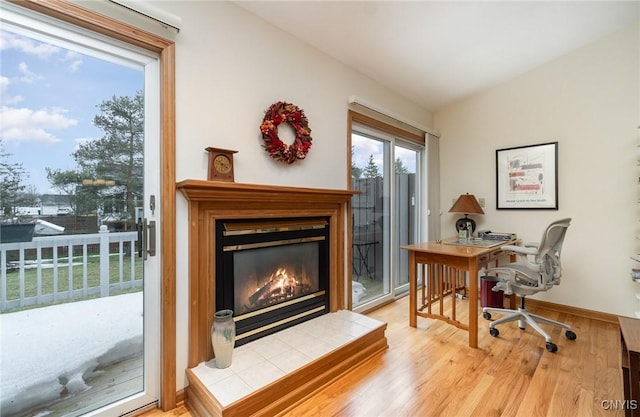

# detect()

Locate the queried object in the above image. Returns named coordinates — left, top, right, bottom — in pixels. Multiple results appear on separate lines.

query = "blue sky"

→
left=0, top=28, right=143, bottom=194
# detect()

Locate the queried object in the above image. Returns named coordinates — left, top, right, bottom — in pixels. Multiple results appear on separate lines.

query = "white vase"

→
left=211, top=309, right=235, bottom=369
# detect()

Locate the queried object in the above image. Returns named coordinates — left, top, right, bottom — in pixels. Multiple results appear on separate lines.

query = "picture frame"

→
left=496, top=142, right=558, bottom=210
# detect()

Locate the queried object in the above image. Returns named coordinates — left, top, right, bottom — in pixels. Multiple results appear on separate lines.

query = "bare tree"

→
left=0, top=139, right=28, bottom=219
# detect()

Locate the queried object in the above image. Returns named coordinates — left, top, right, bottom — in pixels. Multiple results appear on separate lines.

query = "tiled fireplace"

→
left=177, top=180, right=388, bottom=417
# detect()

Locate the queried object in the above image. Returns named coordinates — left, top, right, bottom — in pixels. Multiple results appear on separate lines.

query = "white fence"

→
left=0, top=227, right=141, bottom=311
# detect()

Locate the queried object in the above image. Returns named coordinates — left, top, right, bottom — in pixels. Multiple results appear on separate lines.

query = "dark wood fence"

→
left=352, top=173, right=415, bottom=284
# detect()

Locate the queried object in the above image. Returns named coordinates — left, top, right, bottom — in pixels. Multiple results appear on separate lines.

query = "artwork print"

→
left=496, top=142, right=558, bottom=210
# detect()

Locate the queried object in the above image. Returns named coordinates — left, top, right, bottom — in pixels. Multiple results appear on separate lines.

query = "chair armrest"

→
left=501, top=245, right=538, bottom=256
left=524, top=242, right=540, bottom=248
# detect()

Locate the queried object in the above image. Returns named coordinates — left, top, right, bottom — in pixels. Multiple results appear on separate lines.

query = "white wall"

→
left=155, top=1, right=433, bottom=389
left=435, top=22, right=640, bottom=317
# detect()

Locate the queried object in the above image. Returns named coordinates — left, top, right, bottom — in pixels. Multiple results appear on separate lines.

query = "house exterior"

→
left=13, top=194, right=72, bottom=217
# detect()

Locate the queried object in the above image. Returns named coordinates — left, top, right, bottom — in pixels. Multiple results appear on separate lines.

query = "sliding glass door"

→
left=0, top=4, right=160, bottom=415
left=352, top=132, right=391, bottom=307
left=351, top=124, right=422, bottom=310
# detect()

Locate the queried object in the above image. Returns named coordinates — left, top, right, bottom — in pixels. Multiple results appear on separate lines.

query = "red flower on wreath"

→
left=260, top=101, right=312, bottom=164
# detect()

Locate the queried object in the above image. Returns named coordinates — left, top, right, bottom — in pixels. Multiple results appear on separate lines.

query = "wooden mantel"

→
left=177, top=179, right=357, bottom=203
left=176, top=179, right=358, bottom=367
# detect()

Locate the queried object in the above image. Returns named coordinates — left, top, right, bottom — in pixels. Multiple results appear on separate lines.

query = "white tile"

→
left=304, top=322, right=337, bottom=339
left=228, top=346, right=266, bottom=373
left=294, top=318, right=318, bottom=332
left=334, top=309, right=362, bottom=322
left=207, top=374, right=254, bottom=406
left=268, top=348, right=312, bottom=373
left=247, top=335, right=292, bottom=360
left=237, top=360, right=285, bottom=390
left=191, top=360, right=234, bottom=387
left=343, top=321, right=374, bottom=338
left=276, top=327, right=314, bottom=350
left=323, top=330, right=356, bottom=348
left=354, top=314, right=385, bottom=329
left=304, top=339, right=335, bottom=358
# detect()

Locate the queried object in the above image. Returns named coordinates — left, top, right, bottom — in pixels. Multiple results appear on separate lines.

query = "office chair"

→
left=482, top=218, right=576, bottom=353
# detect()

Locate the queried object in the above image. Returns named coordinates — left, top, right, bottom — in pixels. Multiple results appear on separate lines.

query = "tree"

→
left=363, top=154, right=380, bottom=178
left=0, top=139, right=28, bottom=219
left=47, top=91, right=144, bottom=229
left=46, top=168, right=90, bottom=215
left=351, top=146, right=363, bottom=179
left=394, top=158, right=409, bottom=174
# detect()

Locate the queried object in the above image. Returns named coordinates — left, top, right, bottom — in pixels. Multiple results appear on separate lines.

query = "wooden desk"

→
left=619, top=316, right=640, bottom=417
left=401, top=238, right=518, bottom=348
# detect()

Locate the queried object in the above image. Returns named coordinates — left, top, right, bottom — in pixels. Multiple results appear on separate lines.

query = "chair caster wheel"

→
left=489, top=328, right=499, bottom=337
left=546, top=342, right=558, bottom=353
left=565, top=330, right=577, bottom=340
left=483, top=312, right=492, bottom=320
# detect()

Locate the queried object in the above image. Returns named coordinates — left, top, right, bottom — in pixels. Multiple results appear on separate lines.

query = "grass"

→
left=1, top=254, right=143, bottom=313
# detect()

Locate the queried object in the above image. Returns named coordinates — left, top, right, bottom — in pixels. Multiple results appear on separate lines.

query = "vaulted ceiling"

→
left=237, top=1, right=639, bottom=112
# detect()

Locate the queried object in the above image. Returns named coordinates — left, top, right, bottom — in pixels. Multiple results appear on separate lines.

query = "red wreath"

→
left=260, top=101, right=312, bottom=164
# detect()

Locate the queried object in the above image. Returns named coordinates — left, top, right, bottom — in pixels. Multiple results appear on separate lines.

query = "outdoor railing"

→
left=0, top=226, right=141, bottom=311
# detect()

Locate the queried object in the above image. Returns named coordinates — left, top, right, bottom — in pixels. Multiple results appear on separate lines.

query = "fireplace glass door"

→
left=233, top=241, right=320, bottom=316
left=216, top=218, right=330, bottom=345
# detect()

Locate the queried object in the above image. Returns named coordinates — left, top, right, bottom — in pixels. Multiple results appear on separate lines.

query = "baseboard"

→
left=176, top=389, right=185, bottom=406
left=522, top=297, right=618, bottom=324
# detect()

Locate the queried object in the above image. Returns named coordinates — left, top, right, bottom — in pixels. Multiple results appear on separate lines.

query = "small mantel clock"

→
left=205, top=147, right=237, bottom=182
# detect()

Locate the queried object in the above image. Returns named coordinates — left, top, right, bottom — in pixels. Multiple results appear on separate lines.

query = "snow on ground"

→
left=0, top=292, right=143, bottom=415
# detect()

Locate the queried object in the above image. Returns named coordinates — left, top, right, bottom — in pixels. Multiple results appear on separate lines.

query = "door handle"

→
left=138, top=218, right=156, bottom=259
left=137, top=218, right=144, bottom=258
left=147, top=220, right=156, bottom=257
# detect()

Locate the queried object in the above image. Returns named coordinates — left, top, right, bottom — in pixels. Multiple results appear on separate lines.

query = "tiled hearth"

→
left=186, top=310, right=387, bottom=417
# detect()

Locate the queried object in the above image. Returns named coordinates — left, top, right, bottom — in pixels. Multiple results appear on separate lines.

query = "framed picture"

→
left=496, top=142, right=558, bottom=210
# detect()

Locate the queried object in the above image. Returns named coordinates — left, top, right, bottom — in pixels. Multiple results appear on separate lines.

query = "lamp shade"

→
left=449, top=193, right=484, bottom=233
left=449, top=194, right=484, bottom=215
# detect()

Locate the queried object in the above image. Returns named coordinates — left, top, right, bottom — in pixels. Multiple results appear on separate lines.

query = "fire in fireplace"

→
left=234, top=242, right=319, bottom=315
left=216, top=217, right=330, bottom=345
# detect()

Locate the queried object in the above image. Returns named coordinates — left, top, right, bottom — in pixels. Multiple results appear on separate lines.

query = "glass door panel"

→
left=394, top=144, right=420, bottom=295
left=351, top=132, right=391, bottom=309
left=0, top=5, right=159, bottom=416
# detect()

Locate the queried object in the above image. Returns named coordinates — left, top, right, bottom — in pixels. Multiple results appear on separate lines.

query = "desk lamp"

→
left=449, top=193, right=484, bottom=234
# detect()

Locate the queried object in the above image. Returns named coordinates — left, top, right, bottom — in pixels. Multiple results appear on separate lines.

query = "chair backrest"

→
left=535, top=218, right=571, bottom=285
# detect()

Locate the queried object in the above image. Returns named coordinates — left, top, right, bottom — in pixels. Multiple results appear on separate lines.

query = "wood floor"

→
left=146, top=295, right=624, bottom=417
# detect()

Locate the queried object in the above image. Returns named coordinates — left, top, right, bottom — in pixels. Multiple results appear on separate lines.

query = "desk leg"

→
left=468, top=259, right=478, bottom=348
left=409, top=250, right=417, bottom=328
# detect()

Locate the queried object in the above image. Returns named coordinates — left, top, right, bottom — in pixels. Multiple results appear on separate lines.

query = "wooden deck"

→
left=28, top=353, right=143, bottom=416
